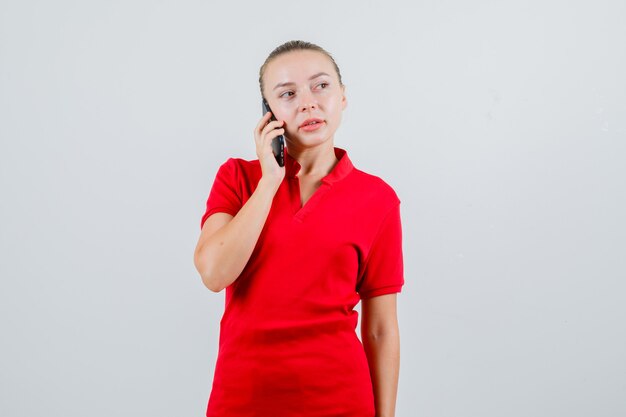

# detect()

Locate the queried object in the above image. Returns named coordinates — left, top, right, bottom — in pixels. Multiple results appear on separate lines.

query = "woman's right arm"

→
left=193, top=178, right=280, bottom=292
left=193, top=110, right=286, bottom=292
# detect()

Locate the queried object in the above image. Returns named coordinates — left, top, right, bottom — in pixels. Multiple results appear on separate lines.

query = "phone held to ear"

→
left=261, top=99, right=285, bottom=167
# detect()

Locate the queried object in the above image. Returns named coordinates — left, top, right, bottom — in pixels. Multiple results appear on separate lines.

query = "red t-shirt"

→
left=200, top=146, right=404, bottom=417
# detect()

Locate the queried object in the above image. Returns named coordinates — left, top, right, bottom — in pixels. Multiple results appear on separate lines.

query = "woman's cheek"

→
left=284, top=124, right=295, bottom=139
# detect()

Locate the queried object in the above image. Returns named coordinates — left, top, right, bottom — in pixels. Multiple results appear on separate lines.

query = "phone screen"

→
left=262, top=99, right=285, bottom=167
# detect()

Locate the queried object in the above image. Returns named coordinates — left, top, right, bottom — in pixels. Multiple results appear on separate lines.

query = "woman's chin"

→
left=287, top=134, right=331, bottom=148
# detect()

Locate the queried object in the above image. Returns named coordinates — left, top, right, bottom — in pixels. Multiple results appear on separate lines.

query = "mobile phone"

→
left=261, top=99, right=285, bottom=167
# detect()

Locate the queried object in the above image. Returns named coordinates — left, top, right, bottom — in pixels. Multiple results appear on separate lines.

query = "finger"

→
left=260, top=119, right=284, bottom=137
left=263, top=128, right=285, bottom=147
left=255, top=111, right=274, bottom=133
left=254, top=115, right=274, bottom=144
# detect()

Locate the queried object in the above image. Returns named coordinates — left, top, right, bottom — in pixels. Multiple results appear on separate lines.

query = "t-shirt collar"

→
left=284, top=146, right=354, bottom=185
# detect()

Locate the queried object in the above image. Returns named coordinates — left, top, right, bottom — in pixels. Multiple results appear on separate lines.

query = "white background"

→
left=1, top=1, right=624, bottom=416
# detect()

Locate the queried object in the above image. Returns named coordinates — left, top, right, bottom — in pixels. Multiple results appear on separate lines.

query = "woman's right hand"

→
left=254, top=111, right=286, bottom=188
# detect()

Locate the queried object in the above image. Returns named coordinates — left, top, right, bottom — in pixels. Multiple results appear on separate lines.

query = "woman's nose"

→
left=300, top=102, right=317, bottom=112
left=298, top=91, right=317, bottom=111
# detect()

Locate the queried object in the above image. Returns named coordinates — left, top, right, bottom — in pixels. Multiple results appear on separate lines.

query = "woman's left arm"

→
left=361, top=293, right=400, bottom=417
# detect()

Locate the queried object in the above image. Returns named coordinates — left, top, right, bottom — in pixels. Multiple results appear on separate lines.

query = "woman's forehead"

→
left=266, top=51, right=335, bottom=84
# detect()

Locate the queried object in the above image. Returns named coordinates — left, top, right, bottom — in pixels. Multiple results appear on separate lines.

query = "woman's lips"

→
left=300, top=121, right=325, bottom=132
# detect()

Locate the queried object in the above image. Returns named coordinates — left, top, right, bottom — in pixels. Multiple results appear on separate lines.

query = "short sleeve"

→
left=356, top=201, right=404, bottom=299
left=200, top=158, right=243, bottom=229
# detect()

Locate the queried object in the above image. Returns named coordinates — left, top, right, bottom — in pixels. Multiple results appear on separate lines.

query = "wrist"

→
left=257, top=177, right=281, bottom=194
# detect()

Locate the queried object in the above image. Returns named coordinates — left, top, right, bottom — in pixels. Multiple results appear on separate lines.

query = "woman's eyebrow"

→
left=273, top=72, right=330, bottom=90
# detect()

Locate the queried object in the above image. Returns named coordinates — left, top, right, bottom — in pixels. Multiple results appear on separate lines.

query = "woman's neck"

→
left=288, top=143, right=339, bottom=177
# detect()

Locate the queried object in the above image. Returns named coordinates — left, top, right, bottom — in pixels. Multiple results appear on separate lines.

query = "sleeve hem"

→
left=358, top=284, right=403, bottom=300
left=200, top=207, right=239, bottom=229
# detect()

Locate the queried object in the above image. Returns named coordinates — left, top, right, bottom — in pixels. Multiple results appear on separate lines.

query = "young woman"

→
left=194, top=40, right=404, bottom=417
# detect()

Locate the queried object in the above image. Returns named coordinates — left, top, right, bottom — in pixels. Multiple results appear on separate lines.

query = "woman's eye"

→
left=280, top=83, right=327, bottom=98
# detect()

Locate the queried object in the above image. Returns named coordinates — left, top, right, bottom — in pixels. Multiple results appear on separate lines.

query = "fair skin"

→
left=193, top=49, right=400, bottom=417
left=261, top=49, right=347, bottom=206
left=361, top=293, right=401, bottom=417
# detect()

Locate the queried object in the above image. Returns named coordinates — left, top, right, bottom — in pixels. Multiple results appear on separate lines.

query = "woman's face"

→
left=262, top=50, right=347, bottom=150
